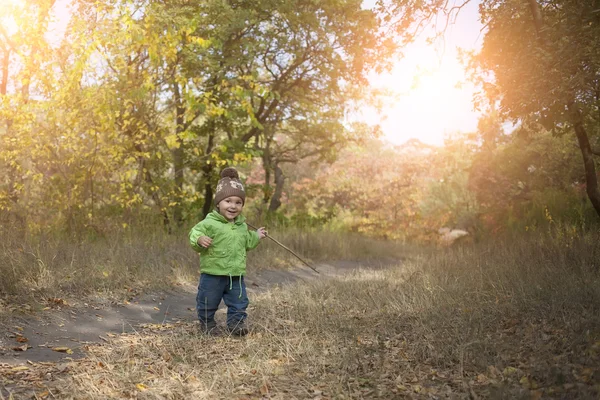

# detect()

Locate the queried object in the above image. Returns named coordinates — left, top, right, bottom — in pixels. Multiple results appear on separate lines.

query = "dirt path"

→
left=0, top=259, right=395, bottom=366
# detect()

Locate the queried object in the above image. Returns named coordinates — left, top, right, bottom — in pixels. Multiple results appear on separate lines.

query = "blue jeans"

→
left=196, top=273, right=249, bottom=328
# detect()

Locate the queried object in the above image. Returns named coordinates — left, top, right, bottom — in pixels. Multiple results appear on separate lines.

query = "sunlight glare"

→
left=0, top=0, right=24, bottom=36
left=360, top=0, right=483, bottom=147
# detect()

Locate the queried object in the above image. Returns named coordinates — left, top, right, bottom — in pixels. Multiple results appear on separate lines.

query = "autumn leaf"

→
left=259, top=382, right=269, bottom=395
left=52, top=346, right=73, bottom=354
left=136, top=383, right=148, bottom=391
left=16, top=335, right=28, bottom=343
left=47, top=297, right=67, bottom=306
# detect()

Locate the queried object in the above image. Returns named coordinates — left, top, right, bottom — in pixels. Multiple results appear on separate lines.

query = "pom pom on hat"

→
left=214, top=166, right=246, bottom=206
left=220, top=167, right=239, bottom=179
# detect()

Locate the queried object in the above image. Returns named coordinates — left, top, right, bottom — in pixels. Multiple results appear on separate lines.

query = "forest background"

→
left=1, top=1, right=600, bottom=398
left=1, top=0, right=599, bottom=295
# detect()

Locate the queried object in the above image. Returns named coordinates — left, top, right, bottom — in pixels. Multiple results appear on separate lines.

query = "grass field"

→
left=0, top=227, right=402, bottom=305
left=2, top=229, right=599, bottom=399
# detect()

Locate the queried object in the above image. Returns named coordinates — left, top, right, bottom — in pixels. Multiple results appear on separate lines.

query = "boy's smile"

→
left=217, top=196, right=244, bottom=222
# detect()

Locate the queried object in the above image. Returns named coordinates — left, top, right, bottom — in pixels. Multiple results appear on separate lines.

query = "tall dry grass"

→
left=0, top=227, right=403, bottom=303
left=13, top=228, right=597, bottom=399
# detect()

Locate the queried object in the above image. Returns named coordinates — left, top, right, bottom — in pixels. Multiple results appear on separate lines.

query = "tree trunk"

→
left=268, top=163, right=285, bottom=212
left=262, top=137, right=272, bottom=206
left=201, top=122, right=216, bottom=218
left=202, top=182, right=213, bottom=218
left=172, top=83, right=186, bottom=227
left=527, top=0, right=544, bottom=36
left=569, top=103, right=600, bottom=217
left=1, top=47, right=8, bottom=96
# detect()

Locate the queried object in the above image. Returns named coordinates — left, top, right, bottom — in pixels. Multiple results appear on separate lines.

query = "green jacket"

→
left=189, top=210, right=260, bottom=276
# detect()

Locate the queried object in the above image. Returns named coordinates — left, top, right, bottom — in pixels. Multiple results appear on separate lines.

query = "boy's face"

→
left=217, top=196, right=244, bottom=222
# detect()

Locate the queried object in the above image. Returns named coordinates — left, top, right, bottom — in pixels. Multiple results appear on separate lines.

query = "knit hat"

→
left=214, top=167, right=246, bottom=206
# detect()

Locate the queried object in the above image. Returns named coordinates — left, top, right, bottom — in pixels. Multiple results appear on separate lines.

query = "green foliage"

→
left=0, top=0, right=395, bottom=233
left=470, top=0, right=600, bottom=216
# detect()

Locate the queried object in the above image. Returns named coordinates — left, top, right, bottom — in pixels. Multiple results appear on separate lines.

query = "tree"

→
left=0, top=0, right=57, bottom=231
left=470, top=0, right=600, bottom=217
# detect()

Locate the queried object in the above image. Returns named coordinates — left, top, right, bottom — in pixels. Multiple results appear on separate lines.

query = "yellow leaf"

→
left=11, top=366, right=29, bottom=372
left=103, top=271, right=109, bottom=277
left=52, top=347, right=73, bottom=354
left=519, top=376, right=530, bottom=388
left=165, top=134, right=180, bottom=149
left=136, top=383, right=147, bottom=391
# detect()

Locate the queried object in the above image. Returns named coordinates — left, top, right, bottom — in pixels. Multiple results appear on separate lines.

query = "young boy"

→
left=189, top=167, right=267, bottom=336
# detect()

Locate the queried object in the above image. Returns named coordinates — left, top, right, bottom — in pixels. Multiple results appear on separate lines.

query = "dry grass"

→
left=0, top=228, right=403, bottom=305
left=3, top=229, right=599, bottom=399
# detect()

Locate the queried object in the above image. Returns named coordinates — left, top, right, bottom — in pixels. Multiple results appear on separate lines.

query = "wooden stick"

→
left=247, top=223, right=319, bottom=274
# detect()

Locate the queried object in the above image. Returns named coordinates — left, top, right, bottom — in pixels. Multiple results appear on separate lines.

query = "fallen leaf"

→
left=12, top=345, right=28, bottom=352
left=11, top=366, right=29, bottom=372
left=153, top=307, right=160, bottom=311
left=530, top=390, right=543, bottom=400
left=16, top=336, right=28, bottom=343
left=259, top=382, right=269, bottom=395
left=136, top=383, right=147, bottom=391
left=47, top=297, right=67, bottom=306
left=52, top=346, right=73, bottom=354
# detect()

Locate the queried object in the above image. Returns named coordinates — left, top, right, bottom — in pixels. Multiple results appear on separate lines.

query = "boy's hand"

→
left=197, top=236, right=213, bottom=248
left=256, top=227, right=268, bottom=239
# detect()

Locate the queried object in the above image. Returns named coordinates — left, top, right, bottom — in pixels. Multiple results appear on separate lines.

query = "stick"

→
left=247, top=223, right=319, bottom=274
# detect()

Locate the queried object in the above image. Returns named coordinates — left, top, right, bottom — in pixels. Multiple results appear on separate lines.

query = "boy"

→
left=189, top=167, right=266, bottom=336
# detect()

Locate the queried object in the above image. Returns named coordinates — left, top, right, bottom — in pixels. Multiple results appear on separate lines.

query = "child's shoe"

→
left=227, top=324, right=249, bottom=337
left=199, top=321, right=220, bottom=335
